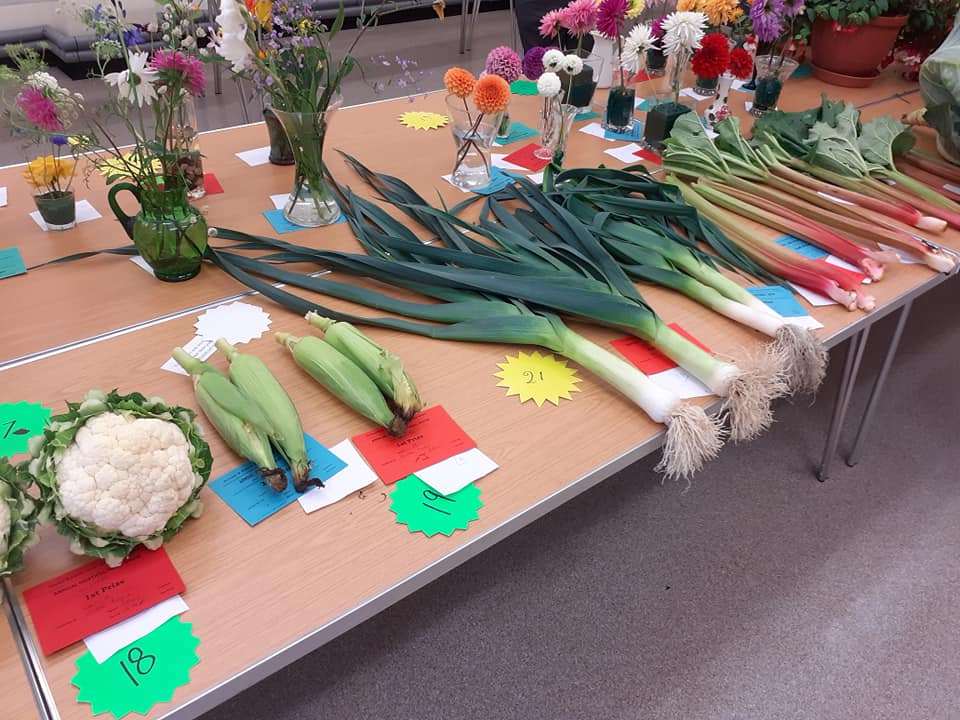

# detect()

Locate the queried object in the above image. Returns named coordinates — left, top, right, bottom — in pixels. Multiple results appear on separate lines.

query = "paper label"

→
left=161, top=336, right=217, bottom=375
left=0, top=400, right=49, bottom=457
left=23, top=547, right=185, bottom=656
left=604, top=143, right=645, bottom=164
left=297, top=439, right=378, bottom=513
left=493, top=122, right=538, bottom=146
left=235, top=146, right=271, bottom=166
left=500, top=144, right=552, bottom=172
left=611, top=324, right=712, bottom=375
left=389, top=475, right=483, bottom=537
left=0, top=247, right=26, bottom=278
left=415, top=448, right=499, bottom=496
left=29, top=199, right=101, bottom=231
left=352, top=406, right=477, bottom=484
left=746, top=286, right=824, bottom=329
left=84, top=596, right=189, bottom=664
left=398, top=111, right=448, bottom=131
left=193, top=301, right=272, bottom=344
left=494, top=350, right=582, bottom=406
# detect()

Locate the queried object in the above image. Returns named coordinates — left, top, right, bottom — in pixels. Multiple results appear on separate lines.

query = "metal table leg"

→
left=846, top=300, right=914, bottom=467
left=458, top=0, right=470, bottom=53
left=818, top=328, right=870, bottom=482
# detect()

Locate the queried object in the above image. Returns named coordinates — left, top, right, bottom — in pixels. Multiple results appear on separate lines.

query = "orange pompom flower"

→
left=473, top=74, right=510, bottom=115
left=444, top=67, right=476, bottom=98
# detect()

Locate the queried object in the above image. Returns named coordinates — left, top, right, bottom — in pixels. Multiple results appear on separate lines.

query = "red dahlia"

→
left=691, top=33, right=730, bottom=80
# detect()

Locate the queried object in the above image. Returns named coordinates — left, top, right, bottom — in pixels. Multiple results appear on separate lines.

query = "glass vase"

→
left=603, top=86, right=636, bottom=134
left=272, top=99, right=343, bottom=227
left=445, top=94, right=502, bottom=190
left=751, top=55, right=799, bottom=117
left=497, top=110, right=511, bottom=139
left=171, top=95, right=205, bottom=200
left=693, top=75, right=719, bottom=96
left=535, top=98, right=577, bottom=166
left=107, top=181, right=208, bottom=282
left=559, top=50, right=604, bottom=112
left=646, top=47, right=667, bottom=77
left=34, top=189, right=76, bottom=231
left=263, top=107, right=295, bottom=165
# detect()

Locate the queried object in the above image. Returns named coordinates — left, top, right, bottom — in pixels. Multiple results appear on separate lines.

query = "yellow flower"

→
left=254, top=0, right=271, bottom=25
left=626, top=0, right=644, bottom=18
left=696, top=0, right=744, bottom=26
left=97, top=153, right=162, bottom=180
left=23, top=155, right=75, bottom=189
left=675, top=0, right=696, bottom=10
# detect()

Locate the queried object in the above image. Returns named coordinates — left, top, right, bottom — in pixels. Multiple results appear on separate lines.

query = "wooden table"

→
left=1, top=67, right=955, bottom=720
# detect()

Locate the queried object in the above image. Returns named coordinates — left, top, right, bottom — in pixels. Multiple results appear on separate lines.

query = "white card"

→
left=270, top=193, right=289, bottom=210
left=825, top=254, right=870, bottom=283
left=416, top=447, right=499, bottom=496
left=790, top=282, right=836, bottom=306
left=490, top=153, right=527, bottom=172
left=878, top=242, right=923, bottom=265
left=84, top=596, right=189, bottom=663
left=235, top=146, right=272, bottom=166
left=731, top=79, right=752, bottom=92
left=604, top=143, right=644, bottom=164
left=650, top=366, right=712, bottom=399
left=161, top=335, right=217, bottom=375
left=528, top=172, right=545, bottom=184
left=194, top=301, right=272, bottom=344
left=30, top=199, right=101, bottom=231
left=783, top=315, right=825, bottom=330
left=129, top=255, right=155, bottom=276
left=578, top=122, right=609, bottom=139
left=0, top=186, right=7, bottom=207
left=298, top=439, right=378, bottom=513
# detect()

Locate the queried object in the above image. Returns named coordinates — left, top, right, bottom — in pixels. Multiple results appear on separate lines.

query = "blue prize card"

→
left=496, top=122, right=539, bottom=145
left=604, top=121, right=643, bottom=142
left=0, top=247, right=26, bottom=279
left=209, top=434, right=347, bottom=525
left=746, top=285, right=811, bottom=318
left=775, top=235, right=829, bottom=260
left=263, top=209, right=346, bottom=234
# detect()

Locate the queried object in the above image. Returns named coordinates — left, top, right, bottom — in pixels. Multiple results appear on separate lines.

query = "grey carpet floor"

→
left=198, top=271, right=960, bottom=718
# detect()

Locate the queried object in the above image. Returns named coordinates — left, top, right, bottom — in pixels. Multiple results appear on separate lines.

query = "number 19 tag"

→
left=73, top=617, right=200, bottom=718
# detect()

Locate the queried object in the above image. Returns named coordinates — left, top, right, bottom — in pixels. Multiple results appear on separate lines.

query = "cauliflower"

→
left=0, top=458, right=40, bottom=576
left=30, top=389, right=212, bottom=567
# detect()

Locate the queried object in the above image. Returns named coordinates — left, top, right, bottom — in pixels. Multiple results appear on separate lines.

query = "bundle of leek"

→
left=327, top=156, right=786, bottom=441
left=205, top=245, right=724, bottom=480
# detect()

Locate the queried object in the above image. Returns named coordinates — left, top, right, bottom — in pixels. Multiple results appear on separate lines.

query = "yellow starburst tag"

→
left=494, top=351, right=582, bottom=407
left=98, top=154, right=163, bottom=179
left=398, top=111, right=449, bottom=131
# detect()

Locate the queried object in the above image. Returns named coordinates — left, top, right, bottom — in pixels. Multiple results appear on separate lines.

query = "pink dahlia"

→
left=539, top=9, right=563, bottom=38
left=17, top=87, right=62, bottom=132
left=151, top=50, right=207, bottom=97
left=559, top=0, right=598, bottom=37
left=596, top=0, right=629, bottom=39
left=485, top=46, right=523, bottom=83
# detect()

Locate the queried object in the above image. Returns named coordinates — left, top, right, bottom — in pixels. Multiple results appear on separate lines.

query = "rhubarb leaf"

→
left=858, top=116, right=917, bottom=170
left=662, top=113, right=730, bottom=181
left=807, top=121, right=872, bottom=177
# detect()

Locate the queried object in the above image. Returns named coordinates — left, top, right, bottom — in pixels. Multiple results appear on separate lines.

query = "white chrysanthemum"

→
left=542, top=49, right=565, bottom=72
left=537, top=71, right=562, bottom=97
left=661, top=11, right=707, bottom=56
left=621, top=23, right=657, bottom=74
left=561, top=54, right=584, bottom=75
left=103, top=52, right=158, bottom=107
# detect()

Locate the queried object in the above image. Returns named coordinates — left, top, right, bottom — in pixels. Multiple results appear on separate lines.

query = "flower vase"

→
left=751, top=55, right=799, bottom=117
left=497, top=111, right=511, bottom=139
left=646, top=47, right=667, bottom=77
left=535, top=99, right=577, bottom=166
left=445, top=95, right=502, bottom=190
left=107, top=181, right=208, bottom=281
left=589, top=32, right=615, bottom=88
left=34, top=190, right=76, bottom=231
left=603, top=86, right=636, bottom=134
left=272, top=100, right=342, bottom=227
left=263, top=107, right=295, bottom=165
left=171, top=95, right=205, bottom=200
left=559, top=51, right=604, bottom=112
left=642, top=101, right=691, bottom=150
left=703, top=73, right=735, bottom=127
left=693, top=75, right=719, bottom=97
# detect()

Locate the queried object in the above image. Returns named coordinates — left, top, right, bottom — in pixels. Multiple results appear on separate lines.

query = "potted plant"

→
left=886, top=0, right=960, bottom=80
left=804, top=0, right=910, bottom=85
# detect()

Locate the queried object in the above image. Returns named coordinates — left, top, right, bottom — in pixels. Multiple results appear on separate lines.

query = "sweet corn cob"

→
left=171, top=348, right=288, bottom=491
left=304, top=313, right=423, bottom=421
left=275, top=332, right=407, bottom=436
left=215, top=338, right=318, bottom=493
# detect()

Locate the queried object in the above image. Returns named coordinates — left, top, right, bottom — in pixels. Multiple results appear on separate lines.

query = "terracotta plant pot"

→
left=810, top=15, right=907, bottom=84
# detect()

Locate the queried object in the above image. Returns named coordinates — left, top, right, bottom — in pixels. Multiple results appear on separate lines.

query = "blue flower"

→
left=51, top=135, right=68, bottom=146
left=122, top=26, right=145, bottom=46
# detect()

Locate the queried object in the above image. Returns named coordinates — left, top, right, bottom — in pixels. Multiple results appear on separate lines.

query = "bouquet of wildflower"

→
left=147, top=0, right=208, bottom=53
left=63, top=0, right=208, bottom=196
left=0, top=46, right=83, bottom=204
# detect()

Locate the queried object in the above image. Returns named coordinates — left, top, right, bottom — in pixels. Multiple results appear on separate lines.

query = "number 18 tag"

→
left=72, top=616, right=200, bottom=718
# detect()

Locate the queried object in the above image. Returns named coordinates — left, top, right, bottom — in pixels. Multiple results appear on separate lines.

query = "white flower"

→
left=542, top=49, right=565, bottom=72
left=537, top=71, right=562, bottom=97
left=103, top=51, right=158, bottom=107
left=215, top=0, right=253, bottom=72
left=661, top=11, right=707, bottom=56
left=146, top=21, right=158, bottom=32
left=27, top=71, right=59, bottom=90
left=621, top=24, right=656, bottom=74
left=561, top=54, right=583, bottom=75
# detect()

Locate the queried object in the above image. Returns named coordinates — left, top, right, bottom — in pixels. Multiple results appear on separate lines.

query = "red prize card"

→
left=501, top=144, right=552, bottom=172
left=633, top=148, right=662, bottom=165
left=351, top=405, right=477, bottom=484
left=203, top=173, right=224, bottom=194
left=611, top=323, right=712, bottom=375
left=23, top=546, right=185, bottom=656
left=816, top=257, right=867, bottom=286
left=627, top=71, right=653, bottom=82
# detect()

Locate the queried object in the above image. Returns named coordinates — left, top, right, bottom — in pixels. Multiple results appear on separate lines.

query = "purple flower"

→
left=651, top=16, right=666, bottom=39
left=596, top=0, right=629, bottom=39
left=776, top=0, right=805, bottom=18
left=121, top=25, right=145, bottom=46
left=485, top=45, right=522, bottom=83
left=522, top=46, right=547, bottom=80
left=750, top=0, right=784, bottom=44
left=51, top=135, right=68, bottom=146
